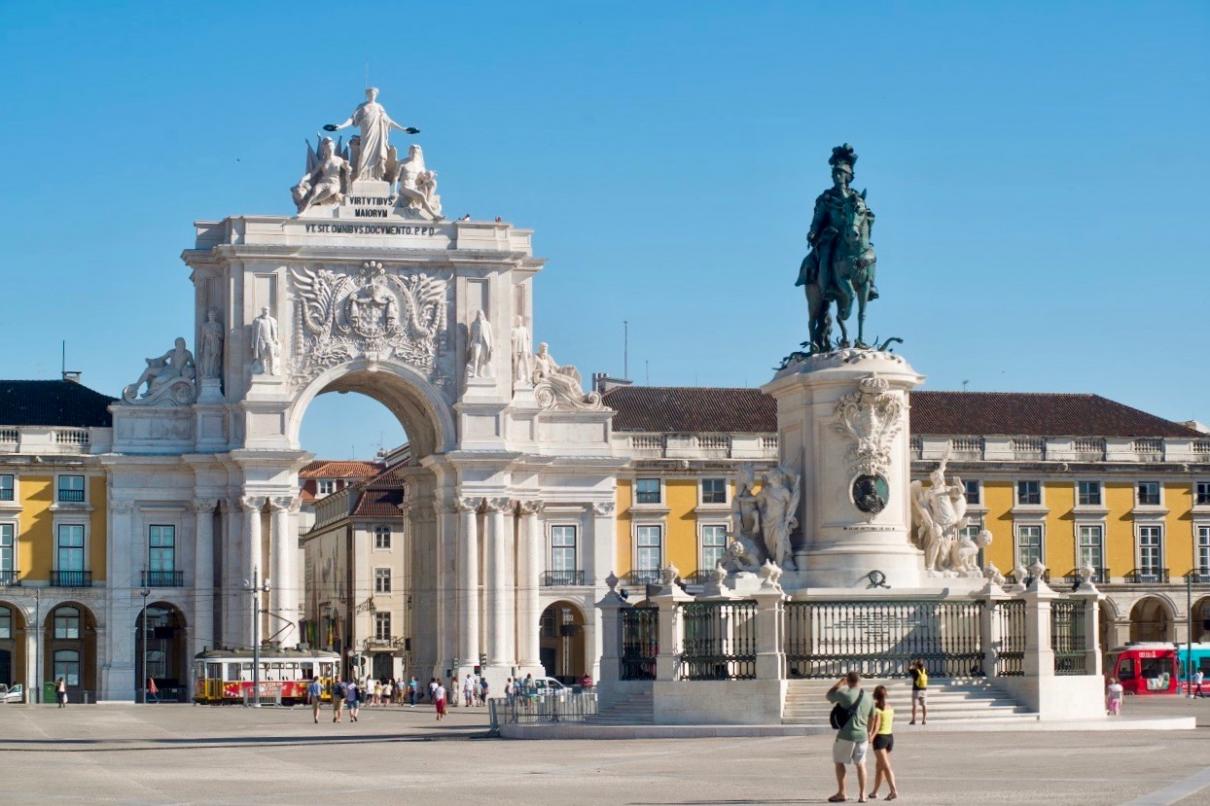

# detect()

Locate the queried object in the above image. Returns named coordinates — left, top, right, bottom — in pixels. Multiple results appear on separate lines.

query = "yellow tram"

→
left=193, top=647, right=341, bottom=704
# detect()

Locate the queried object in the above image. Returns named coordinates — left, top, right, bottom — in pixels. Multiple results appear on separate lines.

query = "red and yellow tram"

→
left=193, top=647, right=341, bottom=704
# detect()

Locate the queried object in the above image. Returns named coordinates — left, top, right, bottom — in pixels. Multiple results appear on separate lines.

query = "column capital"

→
left=591, top=501, right=616, bottom=516
left=515, top=499, right=543, bottom=516
left=456, top=496, right=482, bottom=513
left=269, top=495, right=301, bottom=513
left=191, top=498, right=218, bottom=514
left=110, top=499, right=134, bottom=514
left=483, top=496, right=511, bottom=513
left=239, top=495, right=267, bottom=512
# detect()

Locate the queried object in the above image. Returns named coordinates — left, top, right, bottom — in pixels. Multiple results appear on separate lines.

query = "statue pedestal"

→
left=762, top=349, right=925, bottom=589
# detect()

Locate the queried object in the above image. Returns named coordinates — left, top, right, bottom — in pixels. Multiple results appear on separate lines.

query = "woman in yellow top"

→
left=866, top=685, right=899, bottom=800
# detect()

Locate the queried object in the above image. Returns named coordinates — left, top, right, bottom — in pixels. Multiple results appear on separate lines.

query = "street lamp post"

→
left=140, top=583, right=151, bottom=704
left=247, top=567, right=269, bottom=707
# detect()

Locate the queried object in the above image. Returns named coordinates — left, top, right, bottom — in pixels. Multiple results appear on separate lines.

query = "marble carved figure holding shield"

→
left=251, top=307, right=280, bottom=376
left=326, top=88, right=419, bottom=183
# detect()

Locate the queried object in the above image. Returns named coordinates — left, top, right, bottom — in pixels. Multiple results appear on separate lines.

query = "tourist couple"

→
left=826, top=671, right=898, bottom=802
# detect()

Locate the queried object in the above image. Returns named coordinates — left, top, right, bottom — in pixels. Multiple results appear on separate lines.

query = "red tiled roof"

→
left=603, top=386, right=1200, bottom=439
left=299, top=460, right=385, bottom=479
left=351, top=465, right=407, bottom=518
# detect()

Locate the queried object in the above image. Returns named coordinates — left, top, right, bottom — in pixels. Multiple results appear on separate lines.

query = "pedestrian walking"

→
left=373, top=679, right=382, bottom=706
left=826, top=671, right=875, bottom=803
left=409, top=675, right=419, bottom=708
left=505, top=677, right=514, bottom=706
left=867, top=685, right=899, bottom=801
left=435, top=681, right=447, bottom=721
left=463, top=674, right=474, bottom=707
left=1106, top=676, right=1124, bottom=715
left=907, top=659, right=928, bottom=725
left=450, top=674, right=460, bottom=708
left=307, top=676, right=323, bottom=723
left=56, top=677, right=67, bottom=708
left=383, top=678, right=393, bottom=705
left=346, top=679, right=361, bottom=722
left=332, top=678, right=347, bottom=723
left=1191, top=669, right=1204, bottom=699
left=480, top=676, right=490, bottom=704
left=428, top=677, right=438, bottom=704
left=147, top=676, right=159, bottom=704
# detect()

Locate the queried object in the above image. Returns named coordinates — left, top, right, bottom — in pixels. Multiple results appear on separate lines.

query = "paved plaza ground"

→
left=1, top=698, right=1208, bottom=805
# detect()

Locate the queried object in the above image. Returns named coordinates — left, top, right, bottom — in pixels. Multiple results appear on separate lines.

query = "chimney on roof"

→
left=592, top=372, right=632, bottom=394
left=62, top=370, right=82, bottom=383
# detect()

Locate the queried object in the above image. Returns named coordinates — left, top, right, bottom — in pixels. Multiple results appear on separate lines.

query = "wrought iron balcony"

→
left=57, top=489, right=86, bottom=503
left=141, top=570, right=184, bottom=587
left=1183, top=570, right=1210, bottom=584
left=1126, top=568, right=1169, bottom=584
left=1062, top=567, right=1109, bottom=585
left=542, top=570, right=586, bottom=586
left=51, top=570, right=92, bottom=587
left=623, top=569, right=663, bottom=586
left=0, top=570, right=19, bottom=586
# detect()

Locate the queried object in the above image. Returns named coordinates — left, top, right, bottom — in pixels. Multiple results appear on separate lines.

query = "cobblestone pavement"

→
left=0, top=697, right=1208, bottom=805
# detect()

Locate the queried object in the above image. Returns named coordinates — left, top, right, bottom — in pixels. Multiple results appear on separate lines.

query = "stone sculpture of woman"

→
left=397, top=144, right=443, bottom=220
left=198, top=309, right=224, bottom=379
left=756, top=465, right=800, bottom=568
left=326, top=88, right=419, bottom=182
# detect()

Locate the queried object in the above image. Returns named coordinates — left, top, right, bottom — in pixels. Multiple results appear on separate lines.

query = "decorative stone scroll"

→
left=290, top=261, right=449, bottom=386
left=122, top=338, right=197, bottom=406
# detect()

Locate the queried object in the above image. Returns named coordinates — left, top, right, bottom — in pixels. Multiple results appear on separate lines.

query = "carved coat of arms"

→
left=833, top=374, right=903, bottom=478
left=290, top=261, right=449, bottom=386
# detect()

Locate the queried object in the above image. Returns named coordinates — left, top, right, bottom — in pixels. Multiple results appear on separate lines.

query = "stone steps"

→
left=781, top=679, right=1037, bottom=725
left=587, top=693, right=654, bottom=724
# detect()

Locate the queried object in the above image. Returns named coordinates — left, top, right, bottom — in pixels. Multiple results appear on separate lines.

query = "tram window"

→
left=207, top=663, right=221, bottom=679
left=301, top=663, right=314, bottom=679
left=320, top=663, right=333, bottom=677
left=1140, top=659, right=1169, bottom=678
left=1118, top=658, right=1134, bottom=680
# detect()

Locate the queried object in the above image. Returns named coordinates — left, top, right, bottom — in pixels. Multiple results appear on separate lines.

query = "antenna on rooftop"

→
left=60, top=340, right=81, bottom=383
left=645, top=360, right=650, bottom=385
left=962, top=379, right=970, bottom=392
left=623, top=320, right=629, bottom=380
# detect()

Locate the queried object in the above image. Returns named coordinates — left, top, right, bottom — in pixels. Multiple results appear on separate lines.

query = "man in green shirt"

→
left=826, top=671, right=875, bottom=802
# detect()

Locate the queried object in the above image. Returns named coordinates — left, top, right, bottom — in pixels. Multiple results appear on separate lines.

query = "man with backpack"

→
left=332, top=678, right=347, bottom=723
left=908, top=659, right=928, bottom=725
left=826, top=671, right=875, bottom=803
left=307, top=676, right=323, bottom=724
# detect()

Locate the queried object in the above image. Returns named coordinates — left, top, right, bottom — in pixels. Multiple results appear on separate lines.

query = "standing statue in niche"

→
left=795, top=143, right=880, bottom=353
left=511, top=316, right=533, bottom=386
left=756, top=465, right=801, bottom=569
left=325, top=88, right=420, bottom=183
left=466, top=310, right=494, bottom=380
left=123, top=338, right=197, bottom=405
left=198, top=309, right=224, bottom=379
left=292, top=137, right=351, bottom=213
left=251, top=307, right=280, bottom=376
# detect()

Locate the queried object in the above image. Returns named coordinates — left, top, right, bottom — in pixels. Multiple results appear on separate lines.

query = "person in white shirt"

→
left=435, top=683, right=447, bottom=721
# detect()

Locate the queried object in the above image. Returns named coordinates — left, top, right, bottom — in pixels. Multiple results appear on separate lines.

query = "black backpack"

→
left=829, top=689, right=864, bottom=730
left=334, top=682, right=347, bottom=700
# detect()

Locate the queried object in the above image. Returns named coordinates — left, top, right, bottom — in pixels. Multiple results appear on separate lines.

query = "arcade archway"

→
left=44, top=602, right=97, bottom=702
left=0, top=602, right=26, bottom=691
left=539, top=601, right=587, bottom=684
left=1194, top=596, right=1210, bottom=643
left=1129, top=597, right=1173, bottom=643
left=136, top=603, right=188, bottom=702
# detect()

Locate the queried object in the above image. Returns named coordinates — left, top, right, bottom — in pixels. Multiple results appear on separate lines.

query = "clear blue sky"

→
left=2, top=2, right=1207, bottom=459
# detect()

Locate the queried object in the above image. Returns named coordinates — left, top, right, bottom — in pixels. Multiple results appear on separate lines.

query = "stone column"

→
left=456, top=497, right=482, bottom=673
left=752, top=583, right=787, bottom=681
left=239, top=496, right=266, bottom=647
left=437, top=499, right=460, bottom=676
left=502, top=502, right=517, bottom=671
left=1022, top=569, right=1059, bottom=680
left=595, top=574, right=630, bottom=686
left=269, top=496, right=298, bottom=639
left=1073, top=582, right=1105, bottom=677
left=978, top=580, right=1010, bottom=676
left=102, top=500, right=136, bottom=701
left=221, top=499, right=243, bottom=645
left=650, top=566, right=693, bottom=681
left=192, top=499, right=216, bottom=657
left=483, top=497, right=511, bottom=669
left=515, top=500, right=543, bottom=670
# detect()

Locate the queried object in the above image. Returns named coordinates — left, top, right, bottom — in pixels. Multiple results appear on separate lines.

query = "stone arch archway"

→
left=136, top=602, right=189, bottom=702
left=539, top=600, right=588, bottom=684
left=45, top=601, right=98, bottom=702
left=1193, top=596, right=1210, bottom=643
left=1129, top=596, right=1174, bottom=643
left=0, top=600, right=27, bottom=692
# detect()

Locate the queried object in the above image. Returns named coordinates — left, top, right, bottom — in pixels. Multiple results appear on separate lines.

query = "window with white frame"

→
left=701, top=478, right=727, bottom=505
left=148, top=525, right=175, bottom=572
left=317, top=479, right=336, bottom=497
left=635, top=524, right=662, bottom=570
left=963, top=480, right=981, bottom=506
left=1016, top=481, right=1041, bottom=506
left=1077, top=481, right=1102, bottom=507
left=0, top=474, right=13, bottom=502
left=1077, top=524, right=1104, bottom=572
left=1136, top=481, right=1161, bottom=506
left=0, top=523, right=13, bottom=577
left=1138, top=525, right=1163, bottom=575
left=57, top=475, right=85, bottom=503
left=1196, top=482, right=1210, bottom=507
left=374, top=525, right=391, bottom=549
left=54, top=649, right=80, bottom=686
left=54, top=606, right=80, bottom=639
left=701, top=524, right=728, bottom=571
left=635, top=478, right=661, bottom=505
left=374, top=612, right=391, bottom=641
left=1016, top=524, right=1043, bottom=567
left=1197, top=526, right=1210, bottom=577
left=374, top=567, right=391, bottom=593
left=56, top=524, right=84, bottom=571
left=550, top=525, right=577, bottom=575
left=960, top=515, right=983, bottom=542
left=0, top=607, right=10, bottom=639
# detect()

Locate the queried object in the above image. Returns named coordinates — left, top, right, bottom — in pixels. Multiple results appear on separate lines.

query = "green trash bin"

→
left=43, top=681, right=57, bottom=704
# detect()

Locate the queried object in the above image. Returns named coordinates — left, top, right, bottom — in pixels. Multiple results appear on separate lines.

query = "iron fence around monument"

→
left=678, top=600, right=757, bottom=680
left=619, top=607, right=658, bottom=681
left=1051, top=599, right=1087, bottom=675
left=994, top=600, right=1026, bottom=677
left=782, top=599, right=984, bottom=679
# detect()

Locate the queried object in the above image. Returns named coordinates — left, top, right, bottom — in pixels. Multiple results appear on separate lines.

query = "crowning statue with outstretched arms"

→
left=325, top=87, right=420, bottom=182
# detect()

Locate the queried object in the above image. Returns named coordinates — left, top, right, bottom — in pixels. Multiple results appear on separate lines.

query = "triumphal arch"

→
left=103, top=89, right=621, bottom=700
